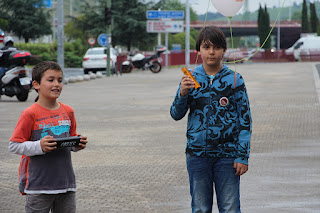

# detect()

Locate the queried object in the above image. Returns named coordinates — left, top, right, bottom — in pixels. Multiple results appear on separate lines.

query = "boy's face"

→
left=33, top=69, right=63, bottom=101
left=199, top=40, right=225, bottom=68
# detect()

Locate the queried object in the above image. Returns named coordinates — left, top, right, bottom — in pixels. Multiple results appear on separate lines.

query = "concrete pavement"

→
left=1, top=62, right=320, bottom=212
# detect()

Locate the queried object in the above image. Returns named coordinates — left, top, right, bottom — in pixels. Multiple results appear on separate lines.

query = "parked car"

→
left=82, top=47, right=118, bottom=74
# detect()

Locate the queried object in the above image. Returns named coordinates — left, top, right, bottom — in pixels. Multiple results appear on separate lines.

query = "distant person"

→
left=0, top=36, right=18, bottom=88
left=170, top=26, right=252, bottom=213
left=9, top=61, right=88, bottom=213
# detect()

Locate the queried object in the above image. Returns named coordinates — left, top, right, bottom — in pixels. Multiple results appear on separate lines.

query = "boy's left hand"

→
left=76, top=135, right=88, bottom=150
left=234, top=162, right=248, bottom=176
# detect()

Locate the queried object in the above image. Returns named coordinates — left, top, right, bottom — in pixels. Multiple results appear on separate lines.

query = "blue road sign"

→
left=98, top=34, right=108, bottom=46
left=146, top=10, right=184, bottom=19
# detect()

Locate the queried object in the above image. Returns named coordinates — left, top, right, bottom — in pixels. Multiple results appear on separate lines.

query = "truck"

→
left=285, top=36, right=320, bottom=61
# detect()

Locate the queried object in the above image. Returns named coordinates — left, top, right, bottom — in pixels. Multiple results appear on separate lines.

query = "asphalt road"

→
left=1, top=63, right=320, bottom=212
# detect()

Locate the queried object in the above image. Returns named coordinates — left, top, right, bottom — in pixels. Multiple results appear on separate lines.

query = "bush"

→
left=15, top=40, right=86, bottom=68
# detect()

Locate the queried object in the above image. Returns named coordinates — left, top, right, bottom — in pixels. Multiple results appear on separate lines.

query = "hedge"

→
left=15, top=39, right=87, bottom=68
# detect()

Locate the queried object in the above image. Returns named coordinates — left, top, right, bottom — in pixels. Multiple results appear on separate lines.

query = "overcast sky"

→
left=189, top=0, right=305, bottom=14
left=151, top=0, right=318, bottom=15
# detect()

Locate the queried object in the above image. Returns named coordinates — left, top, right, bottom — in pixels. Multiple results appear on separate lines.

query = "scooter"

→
left=121, top=46, right=166, bottom=73
left=0, top=50, right=32, bottom=102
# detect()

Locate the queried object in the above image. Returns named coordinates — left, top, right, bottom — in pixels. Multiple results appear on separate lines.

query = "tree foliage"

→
left=302, top=0, right=310, bottom=33
left=111, top=0, right=155, bottom=51
left=68, top=0, right=156, bottom=51
left=310, top=3, right=319, bottom=33
left=0, top=0, right=52, bottom=43
left=257, top=4, right=271, bottom=49
left=152, top=0, right=198, bottom=21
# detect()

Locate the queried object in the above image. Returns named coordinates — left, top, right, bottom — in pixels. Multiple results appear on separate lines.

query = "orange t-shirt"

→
left=10, top=102, right=77, bottom=194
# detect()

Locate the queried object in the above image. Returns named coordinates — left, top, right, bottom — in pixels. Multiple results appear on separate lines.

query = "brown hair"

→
left=195, top=26, right=227, bottom=51
left=32, top=61, right=63, bottom=102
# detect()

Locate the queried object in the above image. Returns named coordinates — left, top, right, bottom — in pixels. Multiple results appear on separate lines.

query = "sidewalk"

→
left=0, top=62, right=319, bottom=212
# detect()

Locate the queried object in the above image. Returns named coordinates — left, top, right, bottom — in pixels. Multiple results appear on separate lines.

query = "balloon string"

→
left=225, top=0, right=286, bottom=64
left=229, top=17, right=236, bottom=73
left=229, top=16, right=237, bottom=90
left=192, top=0, right=211, bottom=73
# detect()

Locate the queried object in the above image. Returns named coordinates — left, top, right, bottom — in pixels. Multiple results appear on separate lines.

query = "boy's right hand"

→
left=40, top=135, right=57, bottom=152
left=180, top=75, right=195, bottom=97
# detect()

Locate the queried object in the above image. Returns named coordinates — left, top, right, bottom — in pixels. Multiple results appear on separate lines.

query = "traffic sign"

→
left=0, top=29, right=4, bottom=43
left=98, top=34, right=108, bottom=46
left=147, top=21, right=184, bottom=33
left=146, top=10, right=184, bottom=19
left=88, top=37, right=96, bottom=45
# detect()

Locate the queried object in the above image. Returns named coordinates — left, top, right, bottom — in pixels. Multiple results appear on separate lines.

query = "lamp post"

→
left=277, top=0, right=281, bottom=50
left=185, top=0, right=190, bottom=67
left=57, top=0, right=64, bottom=69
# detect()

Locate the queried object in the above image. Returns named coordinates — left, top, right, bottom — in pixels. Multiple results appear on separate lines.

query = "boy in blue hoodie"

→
left=170, top=26, right=252, bottom=213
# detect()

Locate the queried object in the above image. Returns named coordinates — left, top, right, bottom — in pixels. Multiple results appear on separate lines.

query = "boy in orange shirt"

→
left=9, top=61, right=88, bottom=213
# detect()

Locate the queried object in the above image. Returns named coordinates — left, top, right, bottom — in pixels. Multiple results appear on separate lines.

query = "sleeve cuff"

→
left=234, top=157, right=248, bottom=165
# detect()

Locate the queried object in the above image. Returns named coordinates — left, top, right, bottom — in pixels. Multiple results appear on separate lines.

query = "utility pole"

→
left=185, top=0, right=190, bottom=67
left=57, top=0, right=64, bottom=69
left=277, top=0, right=281, bottom=50
left=105, top=0, right=112, bottom=76
left=70, top=0, right=72, bottom=16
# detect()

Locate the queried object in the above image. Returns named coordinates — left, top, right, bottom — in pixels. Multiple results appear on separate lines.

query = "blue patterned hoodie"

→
left=170, top=64, right=252, bottom=165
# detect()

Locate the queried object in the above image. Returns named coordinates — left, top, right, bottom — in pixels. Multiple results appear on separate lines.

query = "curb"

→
left=63, top=71, right=104, bottom=85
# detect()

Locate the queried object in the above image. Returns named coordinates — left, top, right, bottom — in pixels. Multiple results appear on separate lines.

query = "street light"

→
left=185, top=0, right=190, bottom=66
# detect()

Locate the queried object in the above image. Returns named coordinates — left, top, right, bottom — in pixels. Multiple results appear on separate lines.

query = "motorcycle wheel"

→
left=16, top=90, right=29, bottom=102
left=150, top=61, right=161, bottom=73
left=121, top=65, right=133, bottom=73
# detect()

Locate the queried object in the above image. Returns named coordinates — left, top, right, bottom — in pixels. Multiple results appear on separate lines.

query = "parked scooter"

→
left=0, top=50, right=32, bottom=101
left=121, top=46, right=166, bottom=73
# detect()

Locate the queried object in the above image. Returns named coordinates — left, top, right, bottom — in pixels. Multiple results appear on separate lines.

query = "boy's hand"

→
left=234, top=162, right=248, bottom=176
left=180, top=75, right=195, bottom=97
left=76, top=135, right=87, bottom=150
left=40, top=135, right=57, bottom=152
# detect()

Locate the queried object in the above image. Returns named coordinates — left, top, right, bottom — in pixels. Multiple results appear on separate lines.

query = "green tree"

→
left=70, top=0, right=156, bottom=51
left=0, top=0, right=52, bottom=42
left=310, top=3, right=318, bottom=33
left=257, top=4, right=271, bottom=49
left=264, top=6, right=271, bottom=49
left=302, top=0, right=310, bottom=33
left=152, top=0, right=198, bottom=21
left=112, top=0, right=155, bottom=51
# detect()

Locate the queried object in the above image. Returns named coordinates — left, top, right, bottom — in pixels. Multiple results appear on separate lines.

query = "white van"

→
left=285, top=36, right=320, bottom=61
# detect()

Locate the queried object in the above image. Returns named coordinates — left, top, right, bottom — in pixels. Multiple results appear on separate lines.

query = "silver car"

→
left=82, top=47, right=118, bottom=74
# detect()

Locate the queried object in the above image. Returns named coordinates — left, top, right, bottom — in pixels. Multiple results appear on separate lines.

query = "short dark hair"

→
left=195, top=26, right=227, bottom=51
left=32, top=61, right=63, bottom=85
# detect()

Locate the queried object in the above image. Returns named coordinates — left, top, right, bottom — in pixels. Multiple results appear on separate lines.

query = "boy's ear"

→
left=32, top=80, right=40, bottom=90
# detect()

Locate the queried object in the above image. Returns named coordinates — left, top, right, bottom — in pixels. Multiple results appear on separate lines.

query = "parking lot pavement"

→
left=1, top=63, right=320, bottom=212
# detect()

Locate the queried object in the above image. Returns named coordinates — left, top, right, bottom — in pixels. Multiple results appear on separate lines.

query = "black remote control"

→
left=54, top=136, right=81, bottom=148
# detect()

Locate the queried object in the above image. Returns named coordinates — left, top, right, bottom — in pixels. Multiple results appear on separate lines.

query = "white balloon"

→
left=211, top=0, right=245, bottom=17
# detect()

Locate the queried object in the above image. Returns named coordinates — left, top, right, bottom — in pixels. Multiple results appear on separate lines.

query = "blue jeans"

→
left=186, top=154, right=241, bottom=213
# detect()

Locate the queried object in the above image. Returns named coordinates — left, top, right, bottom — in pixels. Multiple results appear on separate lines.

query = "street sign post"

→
left=146, top=10, right=184, bottom=19
left=147, top=21, right=184, bottom=33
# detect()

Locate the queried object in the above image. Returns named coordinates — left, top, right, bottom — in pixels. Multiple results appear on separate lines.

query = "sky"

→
left=150, top=0, right=318, bottom=15
left=188, top=0, right=305, bottom=14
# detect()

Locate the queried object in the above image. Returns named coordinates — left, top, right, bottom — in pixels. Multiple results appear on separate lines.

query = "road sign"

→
left=146, top=10, right=184, bottom=19
left=0, top=29, right=4, bottom=43
left=98, top=34, right=108, bottom=46
left=147, top=21, right=184, bottom=33
left=88, top=37, right=96, bottom=45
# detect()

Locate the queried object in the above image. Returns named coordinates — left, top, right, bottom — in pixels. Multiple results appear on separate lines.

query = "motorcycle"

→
left=121, top=46, right=166, bottom=73
left=0, top=50, right=32, bottom=102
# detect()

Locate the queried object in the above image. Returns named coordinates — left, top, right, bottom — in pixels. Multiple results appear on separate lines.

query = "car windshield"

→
left=87, top=49, right=105, bottom=55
